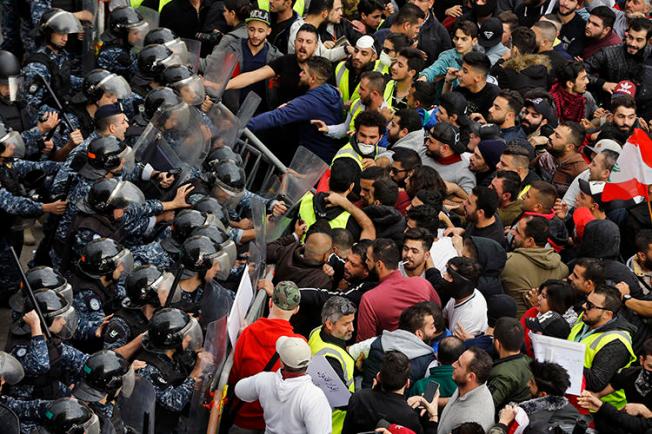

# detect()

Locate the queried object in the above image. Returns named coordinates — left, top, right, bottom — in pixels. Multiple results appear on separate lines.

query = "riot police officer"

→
left=37, top=397, right=101, bottom=434
left=22, top=9, right=84, bottom=123
left=137, top=307, right=209, bottom=433
left=6, top=289, right=87, bottom=401
left=158, top=64, right=207, bottom=108
left=0, top=351, right=46, bottom=434
left=70, top=238, right=133, bottom=352
left=0, top=124, right=67, bottom=296
left=8, top=266, right=73, bottom=314
left=102, top=265, right=180, bottom=353
left=73, top=350, right=133, bottom=434
left=98, top=6, right=148, bottom=78
left=192, top=195, right=230, bottom=232
left=51, top=135, right=132, bottom=268
left=176, top=234, right=235, bottom=322
left=125, top=86, right=181, bottom=147
left=132, top=44, right=180, bottom=97
left=144, top=27, right=190, bottom=66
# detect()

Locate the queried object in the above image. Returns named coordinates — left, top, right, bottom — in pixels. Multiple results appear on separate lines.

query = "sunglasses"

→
left=390, top=167, right=408, bottom=174
left=585, top=300, right=611, bottom=312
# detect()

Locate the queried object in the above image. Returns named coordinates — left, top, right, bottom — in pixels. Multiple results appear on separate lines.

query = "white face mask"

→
left=358, top=142, right=376, bottom=155
left=379, top=51, right=392, bottom=67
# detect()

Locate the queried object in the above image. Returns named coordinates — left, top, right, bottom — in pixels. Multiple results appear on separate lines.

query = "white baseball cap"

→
left=586, top=139, right=622, bottom=155
left=276, top=336, right=311, bottom=369
left=356, top=35, right=376, bottom=53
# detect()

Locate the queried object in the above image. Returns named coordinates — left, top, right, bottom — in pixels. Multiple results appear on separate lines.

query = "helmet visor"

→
left=221, top=239, right=237, bottom=269
left=159, top=101, right=191, bottom=131
left=127, top=21, right=150, bottom=47
left=108, top=180, right=146, bottom=208
left=7, top=76, right=21, bottom=102
left=118, top=145, right=135, bottom=174
left=154, top=272, right=181, bottom=306
left=0, top=352, right=25, bottom=385
left=108, top=0, right=129, bottom=11
left=46, top=11, right=84, bottom=34
left=59, top=283, right=73, bottom=305
left=1, top=131, right=26, bottom=159
left=53, top=306, right=79, bottom=340
left=214, top=251, right=232, bottom=281
left=172, top=75, right=205, bottom=106
left=120, top=367, right=136, bottom=398
left=98, top=74, right=132, bottom=100
left=210, top=181, right=244, bottom=209
left=114, top=249, right=134, bottom=276
left=85, top=413, right=101, bottom=434
left=182, top=317, right=203, bottom=352
left=165, top=39, right=189, bottom=65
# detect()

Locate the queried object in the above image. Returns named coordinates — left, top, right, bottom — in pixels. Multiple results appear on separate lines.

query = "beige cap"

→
left=276, top=336, right=311, bottom=369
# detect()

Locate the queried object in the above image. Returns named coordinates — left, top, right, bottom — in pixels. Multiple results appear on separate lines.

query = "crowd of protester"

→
left=2, top=0, right=652, bottom=432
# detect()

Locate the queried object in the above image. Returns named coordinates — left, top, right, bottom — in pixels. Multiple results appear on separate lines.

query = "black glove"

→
left=194, top=31, right=223, bottom=45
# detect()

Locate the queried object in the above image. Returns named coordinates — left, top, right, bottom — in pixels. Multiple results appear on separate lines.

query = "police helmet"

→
left=0, top=352, right=25, bottom=386
left=109, top=6, right=145, bottom=36
left=192, top=196, right=229, bottom=229
left=39, top=9, right=83, bottom=38
left=78, top=238, right=133, bottom=279
left=9, top=266, right=73, bottom=314
left=143, top=87, right=181, bottom=121
left=158, top=64, right=205, bottom=105
left=204, top=146, right=244, bottom=170
left=42, top=398, right=100, bottom=434
left=144, top=27, right=177, bottom=46
left=0, top=51, right=20, bottom=83
left=190, top=226, right=237, bottom=280
left=125, top=265, right=176, bottom=308
left=137, top=44, right=179, bottom=79
left=82, top=69, right=132, bottom=103
left=85, top=178, right=145, bottom=214
left=143, top=308, right=202, bottom=352
left=73, top=350, right=133, bottom=402
left=180, top=235, right=220, bottom=273
left=19, top=289, right=78, bottom=339
left=161, top=209, right=213, bottom=253
left=85, top=136, right=127, bottom=170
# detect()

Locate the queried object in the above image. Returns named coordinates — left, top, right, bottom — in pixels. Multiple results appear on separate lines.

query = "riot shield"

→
left=207, top=93, right=260, bottom=150
left=0, top=404, right=19, bottom=434
left=177, top=317, right=228, bottom=434
left=117, top=377, right=156, bottom=434
left=181, top=38, right=202, bottom=73
left=248, top=196, right=267, bottom=282
left=136, top=6, right=159, bottom=30
left=264, top=146, right=329, bottom=241
left=198, top=282, right=234, bottom=329
left=203, top=50, right=238, bottom=103
left=81, top=0, right=98, bottom=75
left=236, top=91, right=262, bottom=127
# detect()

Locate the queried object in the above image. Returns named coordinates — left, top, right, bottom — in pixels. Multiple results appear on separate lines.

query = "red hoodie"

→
left=228, top=317, right=305, bottom=430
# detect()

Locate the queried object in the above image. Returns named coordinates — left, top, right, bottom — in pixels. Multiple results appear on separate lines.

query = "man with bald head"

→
left=267, top=222, right=335, bottom=289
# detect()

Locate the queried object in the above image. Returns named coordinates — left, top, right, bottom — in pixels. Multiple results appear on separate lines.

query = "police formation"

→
left=0, top=5, right=282, bottom=433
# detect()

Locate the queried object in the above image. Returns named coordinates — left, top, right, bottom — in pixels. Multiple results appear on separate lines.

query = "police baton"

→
left=10, top=247, right=52, bottom=340
left=35, top=73, right=75, bottom=132
left=165, top=265, right=184, bottom=307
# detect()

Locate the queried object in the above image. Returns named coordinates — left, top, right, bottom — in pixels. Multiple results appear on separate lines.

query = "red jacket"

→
left=228, top=318, right=304, bottom=430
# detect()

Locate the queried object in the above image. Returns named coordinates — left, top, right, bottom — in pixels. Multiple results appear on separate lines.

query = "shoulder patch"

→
left=89, top=298, right=101, bottom=311
left=153, top=372, right=168, bottom=386
left=16, top=348, right=27, bottom=358
left=29, top=84, right=39, bottom=94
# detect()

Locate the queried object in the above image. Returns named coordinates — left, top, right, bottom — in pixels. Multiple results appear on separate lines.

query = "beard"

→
left=521, top=121, right=540, bottom=135
left=547, top=145, right=566, bottom=158
left=426, top=149, right=441, bottom=160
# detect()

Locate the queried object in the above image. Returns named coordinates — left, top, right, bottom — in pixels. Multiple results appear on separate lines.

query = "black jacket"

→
left=469, top=236, right=506, bottom=298
left=488, top=396, right=580, bottom=434
left=416, top=12, right=452, bottom=66
left=363, top=205, right=405, bottom=246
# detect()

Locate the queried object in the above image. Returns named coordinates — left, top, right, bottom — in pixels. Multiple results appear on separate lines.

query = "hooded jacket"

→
left=235, top=370, right=332, bottom=434
left=392, top=128, right=430, bottom=162
left=577, top=220, right=642, bottom=298
left=493, top=54, right=553, bottom=97
left=502, top=247, right=569, bottom=316
left=487, top=396, right=579, bottom=434
left=247, top=83, right=345, bottom=162
left=488, top=354, right=533, bottom=409
left=228, top=318, right=304, bottom=430
left=470, top=236, right=506, bottom=298
left=267, top=234, right=334, bottom=289
left=362, top=205, right=406, bottom=246
left=361, top=328, right=435, bottom=389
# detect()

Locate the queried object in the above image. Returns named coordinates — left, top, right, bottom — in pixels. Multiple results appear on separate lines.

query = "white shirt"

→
left=235, top=370, right=332, bottom=434
left=443, top=289, right=488, bottom=336
left=430, top=233, right=458, bottom=273
left=562, top=168, right=590, bottom=207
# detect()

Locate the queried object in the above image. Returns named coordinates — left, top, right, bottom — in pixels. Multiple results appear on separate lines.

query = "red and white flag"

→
left=602, top=128, right=652, bottom=203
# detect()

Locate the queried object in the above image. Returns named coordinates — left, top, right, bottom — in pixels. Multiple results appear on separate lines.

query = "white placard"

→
left=307, top=355, right=351, bottom=408
left=227, top=272, right=254, bottom=348
left=531, top=333, right=586, bottom=396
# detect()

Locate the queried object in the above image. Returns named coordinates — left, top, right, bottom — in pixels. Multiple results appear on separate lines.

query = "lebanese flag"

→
left=602, top=128, right=652, bottom=203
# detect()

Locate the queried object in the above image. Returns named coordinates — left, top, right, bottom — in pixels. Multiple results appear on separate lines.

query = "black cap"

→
left=429, top=122, right=465, bottom=154
left=524, top=97, right=558, bottom=128
left=95, top=103, right=125, bottom=122
left=478, top=18, right=503, bottom=48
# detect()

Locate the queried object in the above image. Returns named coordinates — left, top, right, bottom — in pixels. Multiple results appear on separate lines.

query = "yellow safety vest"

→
left=335, top=60, right=388, bottom=104
left=347, top=99, right=364, bottom=133
left=568, top=318, right=636, bottom=410
left=130, top=0, right=173, bottom=12
left=257, top=0, right=304, bottom=14
left=298, top=192, right=351, bottom=240
left=308, top=326, right=355, bottom=434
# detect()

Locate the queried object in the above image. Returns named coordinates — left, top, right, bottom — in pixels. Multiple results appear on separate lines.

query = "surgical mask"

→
left=357, top=143, right=375, bottom=155
left=379, top=51, right=393, bottom=67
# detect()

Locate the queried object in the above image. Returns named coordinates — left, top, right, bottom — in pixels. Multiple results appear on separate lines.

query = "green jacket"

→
left=408, top=364, right=457, bottom=398
left=488, top=354, right=533, bottom=410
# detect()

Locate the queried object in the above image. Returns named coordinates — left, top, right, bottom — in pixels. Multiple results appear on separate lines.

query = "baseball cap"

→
left=276, top=336, right=311, bottom=369
left=585, top=138, right=622, bottom=155
left=356, top=35, right=377, bottom=53
left=579, top=179, right=606, bottom=203
left=245, top=9, right=270, bottom=25
left=526, top=311, right=570, bottom=339
left=478, top=18, right=503, bottom=48
left=614, top=80, right=636, bottom=98
left=272, top=281, right=301, bottom=310
left=95, top=103, right=125, bottom=122
left=478, top=123, right=502, bottom=140
left=524, top=97, right=558, bottom=128
left=429, top=122, right=465, bottom=154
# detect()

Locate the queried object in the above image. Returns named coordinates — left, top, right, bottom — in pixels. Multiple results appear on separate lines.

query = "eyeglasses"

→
left=382, top=47, right=394, bottom=54
left=390, top=167, right=408, bottom=174
left=585, top=300, right=611, bottom=312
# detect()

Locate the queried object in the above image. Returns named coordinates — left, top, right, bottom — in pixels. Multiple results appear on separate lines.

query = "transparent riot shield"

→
left=181, top=38, right=202, bottom=73
left=117, top=377, right=156, bottom=434
left=207, top=92, right=260, bottom=151
left=199, top=282, right=234, bottom=329
left=136, top=6, right=159, bottom=30
left=203, top=50, right=238, bottom=103
left=264, top=146, right=329, bottom=241
left=248, top=196, right=267, bottom=282
left=0, top=404, right=19, bottom=434
left=177, top=316, right=228, bottom=434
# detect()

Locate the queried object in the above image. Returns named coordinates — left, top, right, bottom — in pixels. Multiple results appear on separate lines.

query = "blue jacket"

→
left=247, top=84, right=345, bottom=162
